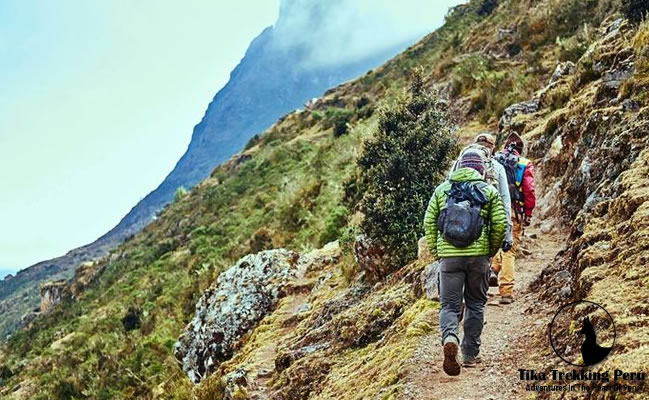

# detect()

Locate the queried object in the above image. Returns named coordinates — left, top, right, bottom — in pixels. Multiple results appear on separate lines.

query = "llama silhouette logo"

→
left=549, top=300, right=616, bottom=367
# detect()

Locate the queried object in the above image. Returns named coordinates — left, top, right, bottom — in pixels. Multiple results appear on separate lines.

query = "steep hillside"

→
left=2, top=0, right=648, bottom=399
left=0, top=0, right=424, bottom=341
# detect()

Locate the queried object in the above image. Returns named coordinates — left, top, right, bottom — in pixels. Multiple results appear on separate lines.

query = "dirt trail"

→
left=402, top=225, right=566, bottom=400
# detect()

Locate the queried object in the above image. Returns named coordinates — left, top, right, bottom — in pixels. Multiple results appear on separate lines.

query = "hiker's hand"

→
left=523, top=215, right=532, bottom=227
left=502, top=240, right=513, bottom=252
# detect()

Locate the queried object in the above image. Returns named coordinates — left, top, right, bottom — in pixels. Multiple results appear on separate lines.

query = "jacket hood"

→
left=449, top=167, right=485, bottom=182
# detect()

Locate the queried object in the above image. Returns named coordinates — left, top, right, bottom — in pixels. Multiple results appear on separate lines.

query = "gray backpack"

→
left=437, top=181, right=489, bottom=248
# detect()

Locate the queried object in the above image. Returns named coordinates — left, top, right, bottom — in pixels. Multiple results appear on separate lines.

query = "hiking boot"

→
left=489, top=270, right=499, bottom=287
left=463, top=355, right=483, bottom=368
left=442, top=337, right=461, bottom=376
left=499, top=296, right=514, bottom=305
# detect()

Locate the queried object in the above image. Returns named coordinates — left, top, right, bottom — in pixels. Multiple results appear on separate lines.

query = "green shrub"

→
left=623, top=0, right=649, bottom=24
left=453, top=54, right=492, bottom=93
left=324, top=107, right=354, bottom=137
left=312, top=111, right=323, bottom=121
left=0, top=365, right=12, bottom=379
left=357, top=104, right=375, bottom=120
left=174, top=186, right=188, bottom=203
left=154, top=238, right=178, bottom=259
left=355, top=95, right=371, bottom=109
left=476, top=0, right=498, bottom=16
left=54, top=379, right=85, bottom=400
left=354, top=68, right=457, bottom=268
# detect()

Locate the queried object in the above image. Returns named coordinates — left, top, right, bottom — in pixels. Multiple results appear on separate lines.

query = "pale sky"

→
left=0, top=1, right=462, bottom=277
left=0, top=1, right=279, bottom=274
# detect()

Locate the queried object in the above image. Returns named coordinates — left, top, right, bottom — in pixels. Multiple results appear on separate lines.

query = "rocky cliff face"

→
left=39, top=280, right=71, bottom=314
left=0, top=0, right=421, bottom=341
left=175, top=249, right=301, bottom=383
left=521, top=16, right=649, bottom=381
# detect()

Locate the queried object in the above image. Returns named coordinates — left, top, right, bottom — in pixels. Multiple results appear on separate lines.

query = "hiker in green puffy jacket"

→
left=424, top=151, right=507, bottom=376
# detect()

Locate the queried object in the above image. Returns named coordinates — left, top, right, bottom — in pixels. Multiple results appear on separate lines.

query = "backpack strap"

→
left=474, top=182, right=490, bottom=229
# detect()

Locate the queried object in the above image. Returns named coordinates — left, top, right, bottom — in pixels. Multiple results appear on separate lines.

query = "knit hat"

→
left=463, top=143, right=491, bottom=159
left=459, top=151, right=485, bottom=175
left=504, top=132, right=525, bottom=154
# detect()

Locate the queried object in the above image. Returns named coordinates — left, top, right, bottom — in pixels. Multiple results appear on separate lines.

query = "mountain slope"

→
left=0, top=1, right=424, bottom=340
left=2, top=0, right=648, bottom=399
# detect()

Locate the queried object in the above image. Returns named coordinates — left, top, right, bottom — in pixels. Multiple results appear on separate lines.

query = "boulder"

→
left=558, top=285, right=572, bottom=298
left=540, top=220, right=557, bottom=234
left=602, top=60, right=634, bottom=89
left=621, top=98, right=640, bottom=112
left=421, top=261, right=441, bottom=301
left=604, top=18, right=625, bottom=39
left=417, top=237, right=434, bottom=265
left=536, top=181, right=562, bottom=220
left=554, top=270, right=572, bottom=283
left=222, top=368, right=249, bottom=400
left=353, top=234, right=392, bottom=279
left=174, top=249, right=300, bottom=383
left=549, top=61, right=576, bottom=85
left=498, top=100, right=539, bottom=132
left=300, top=241, right=341, bottom=274
left=39, top=280, right=71, bottom=313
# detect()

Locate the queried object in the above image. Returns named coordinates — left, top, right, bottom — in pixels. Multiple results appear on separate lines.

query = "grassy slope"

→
left=2, top=0, right=648, bottom=399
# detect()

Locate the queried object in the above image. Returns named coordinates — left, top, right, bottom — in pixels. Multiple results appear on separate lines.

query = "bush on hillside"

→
left=476, top=0, right=498, bottom=16
left=324, top=107, right=354, bottom=137
left=54, top=380, right=85, bottom=400
left=623, top=0, right=649, bottom=24
left=174, top=186, right=188, bottom=203
left=354, top=67, right=457, bottom=269
left=0, top=365, right=12, bottom=379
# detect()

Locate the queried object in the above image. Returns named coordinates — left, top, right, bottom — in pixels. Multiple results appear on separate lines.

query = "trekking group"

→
left=424, top=132, right=536, bottom=376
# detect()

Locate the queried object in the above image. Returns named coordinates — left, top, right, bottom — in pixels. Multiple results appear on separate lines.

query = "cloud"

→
left=271, top=0, right=464, bottom=68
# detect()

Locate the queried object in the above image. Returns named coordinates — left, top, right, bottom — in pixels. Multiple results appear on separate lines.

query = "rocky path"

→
left=401, top=226, right=566, bottom=400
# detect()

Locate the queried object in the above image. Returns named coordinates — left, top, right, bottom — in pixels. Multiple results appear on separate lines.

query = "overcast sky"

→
left=0, top=0, right=462, bottom=277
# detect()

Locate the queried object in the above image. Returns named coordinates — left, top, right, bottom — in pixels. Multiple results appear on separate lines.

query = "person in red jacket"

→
left=491, top=132, right=536, bottom=304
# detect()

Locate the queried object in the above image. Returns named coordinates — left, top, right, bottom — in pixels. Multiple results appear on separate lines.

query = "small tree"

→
left=355, top=68, right=457, bottom=268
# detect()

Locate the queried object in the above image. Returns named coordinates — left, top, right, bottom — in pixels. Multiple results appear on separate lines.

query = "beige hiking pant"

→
left=491, top=219, right=522, bottom=297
